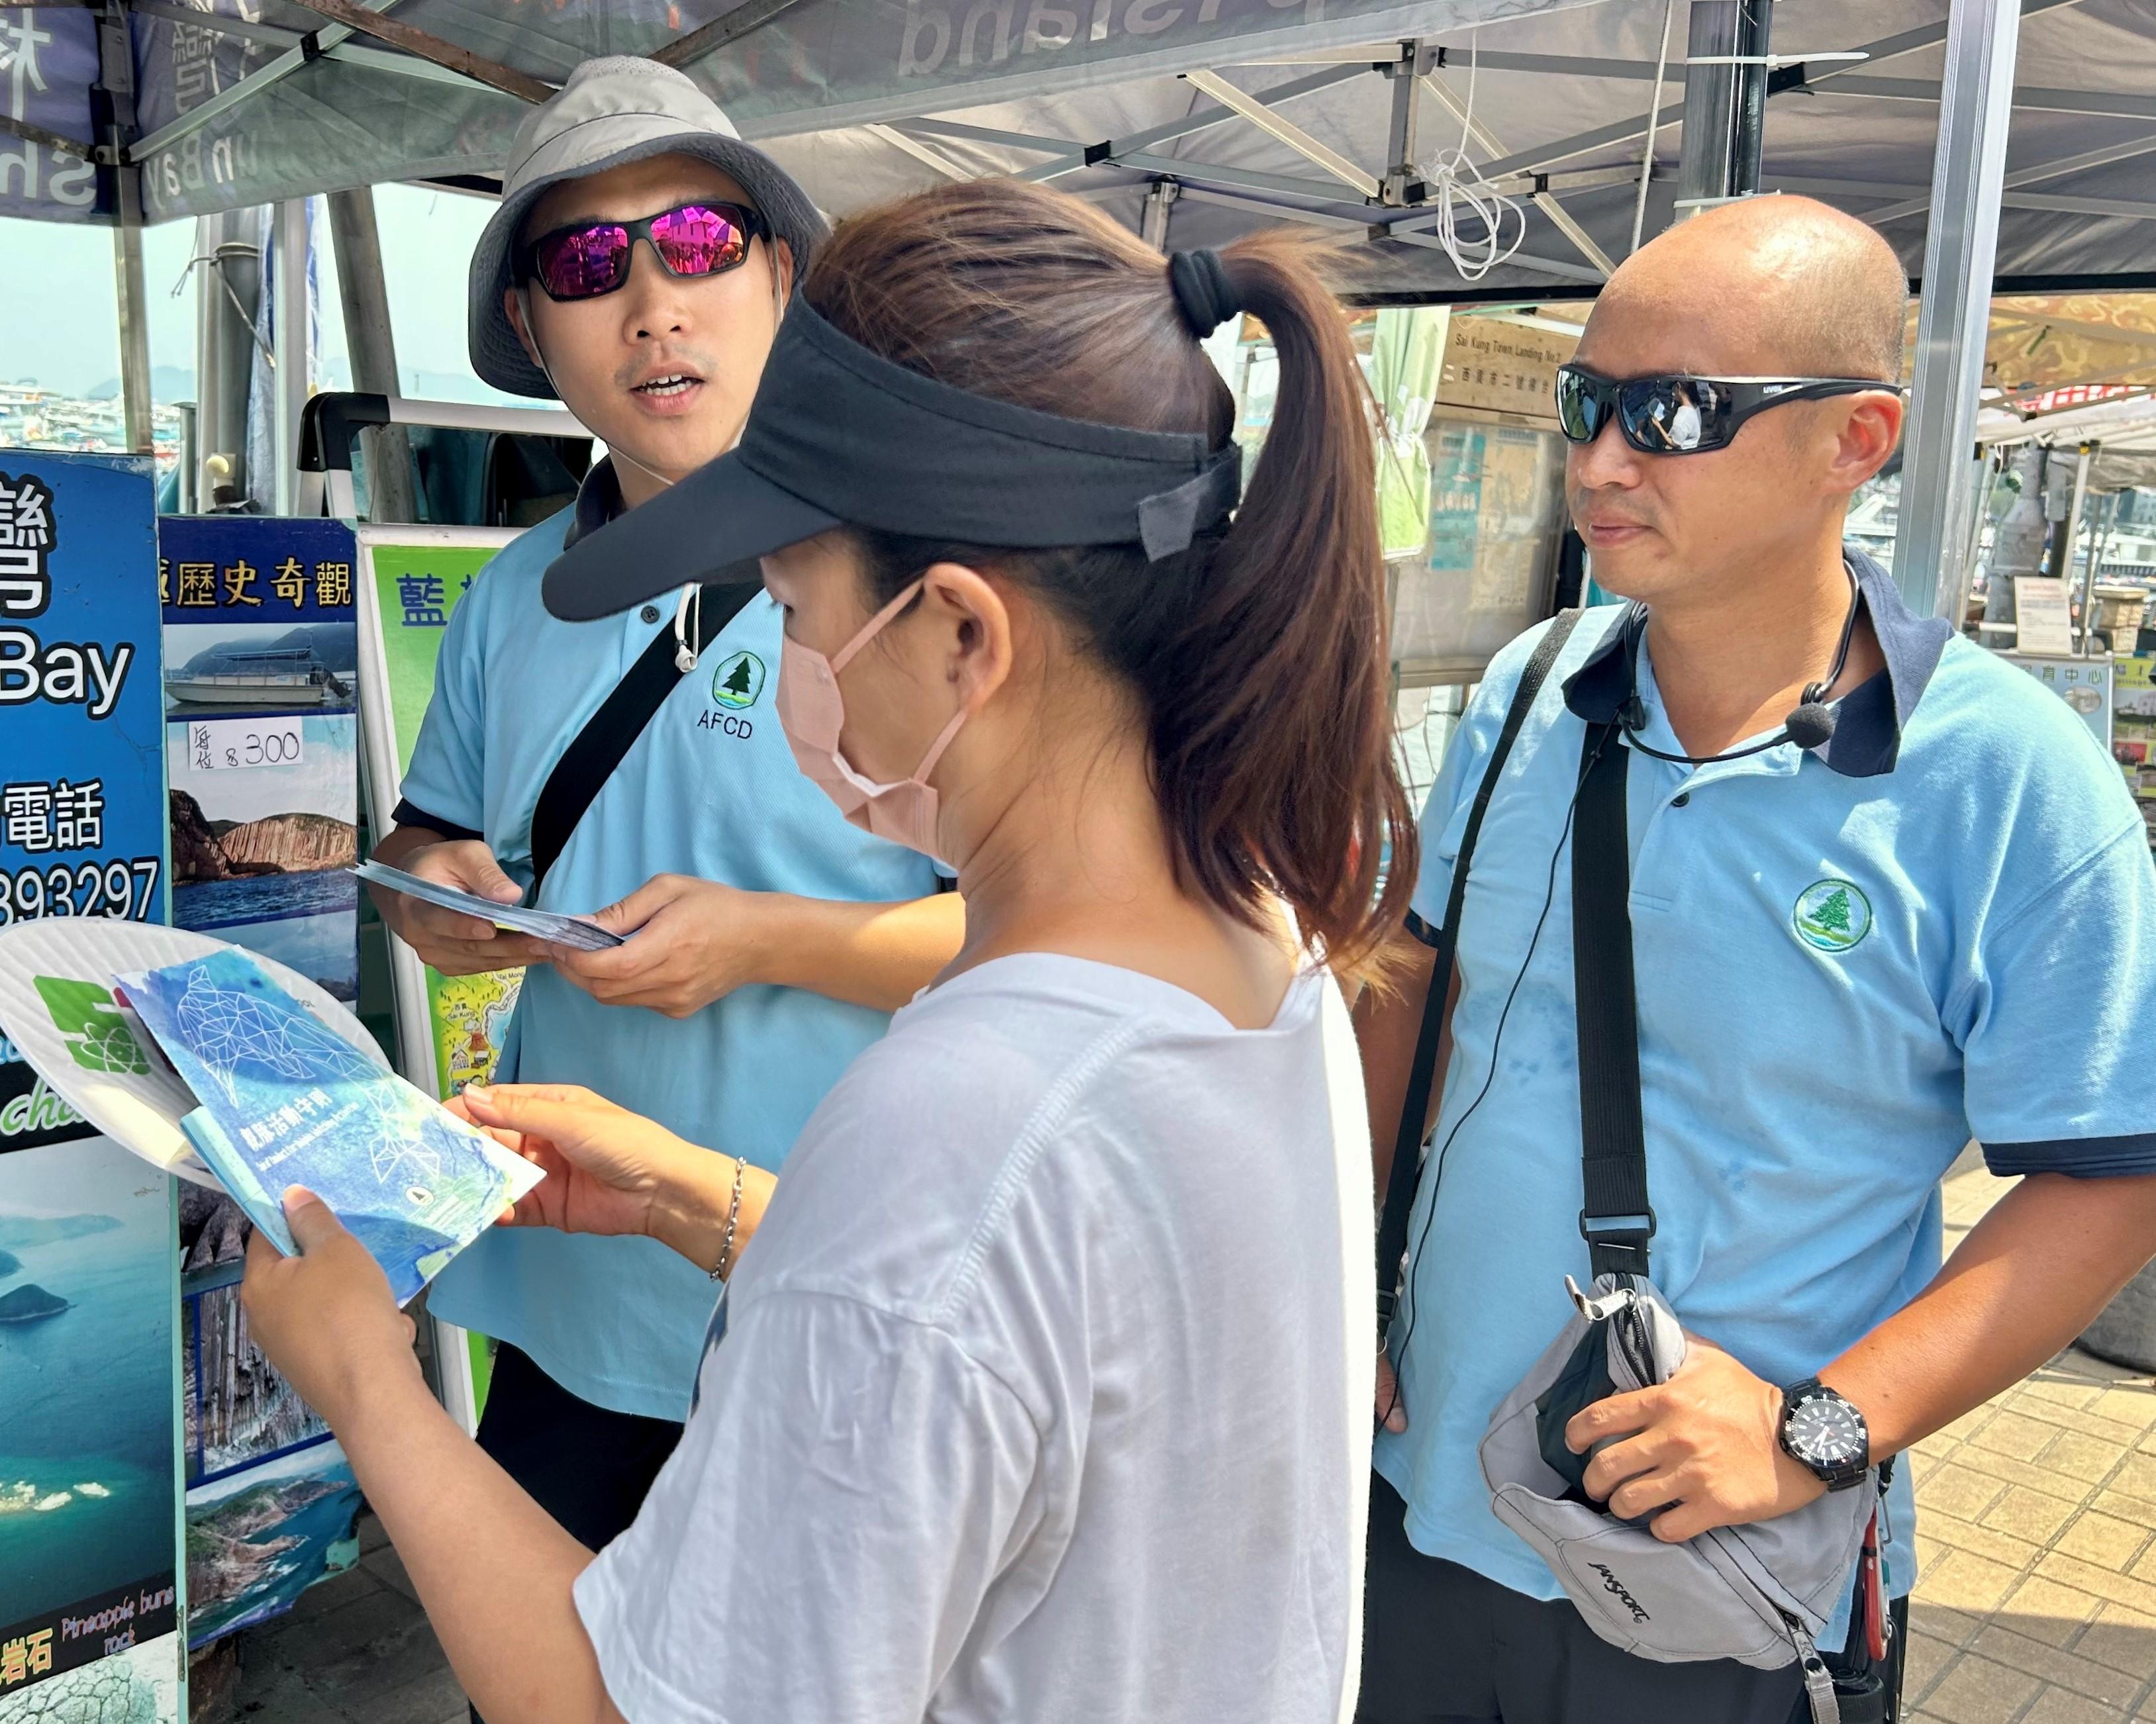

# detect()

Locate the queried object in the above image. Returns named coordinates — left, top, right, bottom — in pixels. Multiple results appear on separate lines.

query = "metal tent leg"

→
left=112, top=205, right=154, bottom=457
left=270, top=198, right=310, bottom=516
left=326, top=186, right=417, bottom=522
left=1892, top=0, right=2024, bottom=619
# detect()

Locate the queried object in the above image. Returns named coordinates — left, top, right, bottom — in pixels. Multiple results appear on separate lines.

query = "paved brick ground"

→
left=1904, top=1158, right=2156, bottom=1724
left=209, top=1153, right=2152, bottom=1724
left=218, top=1513, right=466, bottom=1724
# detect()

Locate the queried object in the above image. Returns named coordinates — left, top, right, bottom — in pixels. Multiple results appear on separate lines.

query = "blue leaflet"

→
left=119, top=947, right=537, bottom=1305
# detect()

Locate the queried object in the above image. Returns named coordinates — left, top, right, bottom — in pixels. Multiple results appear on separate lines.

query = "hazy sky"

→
left=0, top=183, right=515, bottom=403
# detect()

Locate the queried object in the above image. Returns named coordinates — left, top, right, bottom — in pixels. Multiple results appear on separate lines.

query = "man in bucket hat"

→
left=366, top=58, right=965, bottom=1622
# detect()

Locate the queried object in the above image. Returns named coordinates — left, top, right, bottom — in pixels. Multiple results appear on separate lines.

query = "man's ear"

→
left=770, top=238, right=796, bottom=304
left=1828, top=391, right=1904, bottom=496
left=505, top=285, right=544, bottom=369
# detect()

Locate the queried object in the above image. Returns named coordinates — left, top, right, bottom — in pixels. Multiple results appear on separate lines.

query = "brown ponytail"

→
left=804, top=179, right=1415, bottom=977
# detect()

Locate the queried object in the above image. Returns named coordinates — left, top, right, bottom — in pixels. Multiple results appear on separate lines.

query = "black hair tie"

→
left=1168, top=248, right=1241, bottom=338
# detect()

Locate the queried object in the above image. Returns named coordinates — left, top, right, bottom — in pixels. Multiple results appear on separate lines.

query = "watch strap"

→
left=1781, top=1376, right=1871, bottom=1491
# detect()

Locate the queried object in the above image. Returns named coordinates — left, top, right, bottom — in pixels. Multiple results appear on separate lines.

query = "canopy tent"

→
left=1978, top=386, right=2156, bottom=491
left=5, top=0, right=2144, bottom=623
left=4, top=0, right=2154, bottom=299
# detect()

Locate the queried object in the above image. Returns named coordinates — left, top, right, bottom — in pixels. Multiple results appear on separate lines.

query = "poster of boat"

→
left=160, top=517, right=362, bottom=1006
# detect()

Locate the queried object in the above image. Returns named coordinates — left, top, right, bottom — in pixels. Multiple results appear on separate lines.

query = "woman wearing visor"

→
left=241, top=177, right=1411, bottom=1724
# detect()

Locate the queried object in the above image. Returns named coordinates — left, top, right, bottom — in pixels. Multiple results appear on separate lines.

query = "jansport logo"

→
left=710, top=649, right=765, bottom=710
left=1792, top=878, right=1872, bottom=953
left=1589, top=1562, right=1651, bottom=1623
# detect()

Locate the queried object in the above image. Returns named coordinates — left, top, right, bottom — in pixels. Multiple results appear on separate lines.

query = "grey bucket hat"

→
left=469, top=56, right=829, bottom=399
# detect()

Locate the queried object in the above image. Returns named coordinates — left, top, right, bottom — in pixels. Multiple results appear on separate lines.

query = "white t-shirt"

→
left=573, top=953, right=1375, bottom=1724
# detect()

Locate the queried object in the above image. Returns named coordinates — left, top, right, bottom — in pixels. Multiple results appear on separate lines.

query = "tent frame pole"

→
left=271, top=199, right=310, bottom=516
left=95, top=0, right=154, bottom=455
left=326, top=186, right=418, bottom=522
left=1894, top=0, right=2024, bottom=618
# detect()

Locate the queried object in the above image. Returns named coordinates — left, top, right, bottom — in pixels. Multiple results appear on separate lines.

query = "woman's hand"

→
left=242, top=1189, right=422, bottom=1428
left=451, top=1082, right=777, bottom=1276
left=452, top=1082, right=708, bottom=1242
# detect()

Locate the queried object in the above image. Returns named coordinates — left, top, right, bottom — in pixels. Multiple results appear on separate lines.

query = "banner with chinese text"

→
left=0, top=453, right=169, bottom=1147
left=159, top=517, right=362, bottom=1006
left=157, top=516, right=368, bottom=1647
left=353, top=530, right=523, bottom=1100
left=0, top=453, right=183, bottom=1724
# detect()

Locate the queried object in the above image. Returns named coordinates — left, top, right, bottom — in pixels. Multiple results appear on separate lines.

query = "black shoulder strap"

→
left=1571, top=721, right=1652, bottom=1280
left=528, top=580, right=762, bottom=900
left=1376, top=609, right=1584, bottom=1331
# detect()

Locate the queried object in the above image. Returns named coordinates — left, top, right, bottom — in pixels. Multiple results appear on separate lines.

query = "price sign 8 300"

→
left=0, top=778, right=162, bottom=925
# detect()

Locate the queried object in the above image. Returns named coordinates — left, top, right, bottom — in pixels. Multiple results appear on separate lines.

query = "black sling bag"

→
left=526, top=579, right=763, bottom=900
left=1375, top=609, right=1583, bottom=1331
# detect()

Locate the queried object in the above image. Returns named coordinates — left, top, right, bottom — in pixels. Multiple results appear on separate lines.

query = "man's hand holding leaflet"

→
left=356, top=860, right=624, bottom=953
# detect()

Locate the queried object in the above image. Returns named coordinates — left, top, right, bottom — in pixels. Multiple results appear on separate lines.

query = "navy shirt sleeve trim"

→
left=1404, top=908, right=1442, bottom=951
left=389, top=798, right=485, bottom=846
left=1983, top=1134, right=2156, bottom=1179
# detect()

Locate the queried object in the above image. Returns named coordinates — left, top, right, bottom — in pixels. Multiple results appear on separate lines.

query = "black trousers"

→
left=467, top=1345, right=683, bottom=1724
left=1359, top=1472, right=1895, bottom=1724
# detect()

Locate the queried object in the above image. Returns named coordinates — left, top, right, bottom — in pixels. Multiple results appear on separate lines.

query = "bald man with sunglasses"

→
left=1355, top=197, right=2156, bottom=1723
left=366, top=62, right=963, bottom=1647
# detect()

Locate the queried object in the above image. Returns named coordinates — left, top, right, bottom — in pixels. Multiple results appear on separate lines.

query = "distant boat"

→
left=166, top=645, right=352, bottom=708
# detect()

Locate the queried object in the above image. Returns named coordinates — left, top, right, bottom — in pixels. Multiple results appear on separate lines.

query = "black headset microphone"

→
left=1618, top=565, right=1861, bottom=767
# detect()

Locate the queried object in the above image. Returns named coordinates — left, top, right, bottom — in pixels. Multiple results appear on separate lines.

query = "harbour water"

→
left=0, top=1141, right=175, bottom=1627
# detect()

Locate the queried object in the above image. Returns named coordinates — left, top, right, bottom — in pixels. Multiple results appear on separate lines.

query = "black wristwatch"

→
left=1779, top=1377, right=1870, bottom=1491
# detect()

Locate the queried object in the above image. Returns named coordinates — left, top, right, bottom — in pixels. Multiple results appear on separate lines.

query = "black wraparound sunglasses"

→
left=516, top=201, right=769, bottom=302
left=1555, top=363, right=1902, bottom=455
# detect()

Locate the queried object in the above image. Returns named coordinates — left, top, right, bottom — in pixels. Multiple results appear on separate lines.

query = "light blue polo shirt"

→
left=1377, top=550, right=2156, bottom=1640
left=397, top=467, right=945, bottom=1421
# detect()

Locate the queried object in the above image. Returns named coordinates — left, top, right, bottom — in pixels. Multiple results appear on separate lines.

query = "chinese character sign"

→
left=0, top=460, right=182, bottom=1723
left=160, top=516, right=362, bottom=1005
left=357, top=532, right=524, bottom=1098
left=0, top=454, right=166, bottom=1153
left=0, top=7, right=98, bottom=222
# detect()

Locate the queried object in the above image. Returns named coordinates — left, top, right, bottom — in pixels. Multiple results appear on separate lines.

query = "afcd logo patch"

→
left=710, top=649, right=765, bottom=710
left=1792, top=879, right=1872, bottom=953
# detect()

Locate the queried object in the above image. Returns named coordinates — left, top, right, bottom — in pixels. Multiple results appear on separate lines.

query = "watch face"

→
left=1787, top=1394, right=1865, bottom=1468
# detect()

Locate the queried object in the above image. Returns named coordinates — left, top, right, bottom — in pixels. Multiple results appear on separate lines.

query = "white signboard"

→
left=2013, top=577, right=2077, bottom=656
left=183, top=716, right=305, bottom=773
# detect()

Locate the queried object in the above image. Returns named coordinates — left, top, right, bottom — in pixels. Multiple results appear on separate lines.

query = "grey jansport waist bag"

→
left=1479, top=1271, right=1873, bottom=1721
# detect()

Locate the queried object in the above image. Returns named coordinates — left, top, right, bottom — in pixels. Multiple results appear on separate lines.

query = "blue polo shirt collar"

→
left=558, top=456, right=624, bottom=553
left=1560, top=546, right=1953, bottom=778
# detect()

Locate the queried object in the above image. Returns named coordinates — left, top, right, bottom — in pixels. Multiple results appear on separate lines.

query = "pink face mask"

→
left=775, top=579, right=969, bottom=864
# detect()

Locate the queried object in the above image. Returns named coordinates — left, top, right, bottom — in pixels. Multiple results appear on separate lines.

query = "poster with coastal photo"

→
left=165, top=714, right=361, bottom=999
left=0, top=1136, right=179, bottom=1707
left=185, top=1443, right=361, bottom=1648
left=160, top=516, right=360, bottom=1005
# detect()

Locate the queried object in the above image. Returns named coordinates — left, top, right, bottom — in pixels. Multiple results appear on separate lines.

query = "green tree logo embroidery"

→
left=711, top=649, right=765, bottom=710
left=1792, top=879, right=1873, bottom=953
left=32, top=975, right=150, bottom=1074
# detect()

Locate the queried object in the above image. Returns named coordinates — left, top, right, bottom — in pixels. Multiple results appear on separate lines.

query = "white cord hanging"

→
left=1415, top=41, right=1528, bottom=285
